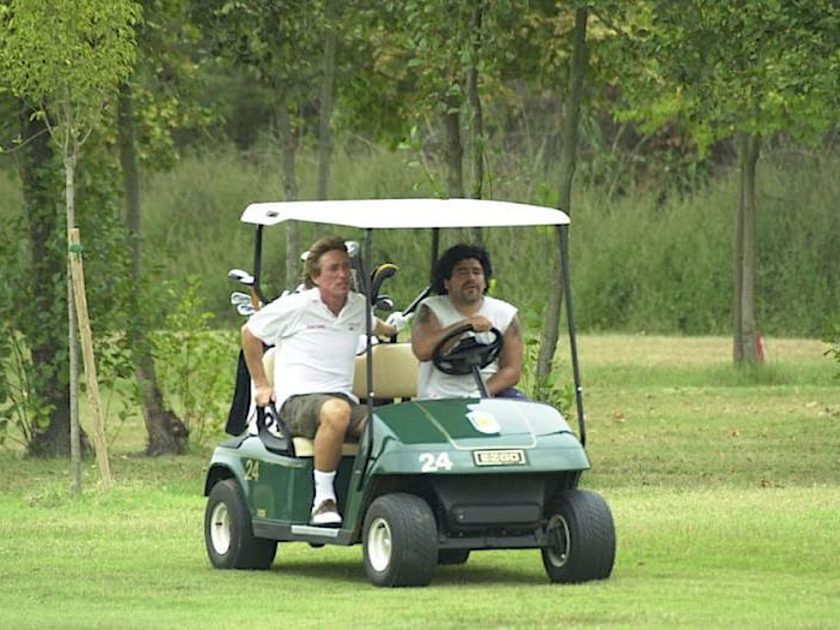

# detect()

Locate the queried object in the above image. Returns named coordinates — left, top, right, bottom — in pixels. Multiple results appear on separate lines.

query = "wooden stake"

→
left=68, top=228, right=112, bottom=489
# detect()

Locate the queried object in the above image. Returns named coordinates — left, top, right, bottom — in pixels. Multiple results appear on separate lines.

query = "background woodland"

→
left=0, top=1, right=838, bottom=457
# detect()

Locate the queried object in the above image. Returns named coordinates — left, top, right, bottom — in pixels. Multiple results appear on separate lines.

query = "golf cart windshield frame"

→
left=240, top=198, right=585, bottom=447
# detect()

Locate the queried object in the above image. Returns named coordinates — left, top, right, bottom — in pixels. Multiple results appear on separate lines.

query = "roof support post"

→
left=560, top=224, right=586, bottom=446
left=359, top=228, right=375, bottom=488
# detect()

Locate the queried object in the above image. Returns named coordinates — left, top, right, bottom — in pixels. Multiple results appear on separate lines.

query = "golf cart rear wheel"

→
left=362, top=493, right=437, bottom=587
left=204, top=479, right=277, bottom=570
left=437, top=549, right=470, bottom=565
left=541, top=490, right=616, bottom=583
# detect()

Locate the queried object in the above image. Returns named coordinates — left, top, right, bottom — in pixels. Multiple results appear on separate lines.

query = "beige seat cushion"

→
left=291, top=437, right=357, bottom=457
left=261, top=343, right=419, bottom=457
left=352, top=342, right=419, bottom=400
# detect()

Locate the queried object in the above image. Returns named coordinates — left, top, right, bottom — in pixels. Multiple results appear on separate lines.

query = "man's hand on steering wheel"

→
left=466, top=314, right=493, bottom=333
left=431, top=322, right=503, bottom=376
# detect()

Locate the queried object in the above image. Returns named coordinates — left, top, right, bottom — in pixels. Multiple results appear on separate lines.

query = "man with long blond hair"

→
left=242, top=236, right=404, bottom=525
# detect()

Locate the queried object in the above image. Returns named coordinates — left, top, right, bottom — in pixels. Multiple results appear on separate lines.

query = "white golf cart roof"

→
left=241, top=198, right=569, bottom=229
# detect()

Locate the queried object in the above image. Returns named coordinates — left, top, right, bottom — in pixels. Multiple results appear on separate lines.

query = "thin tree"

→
left=317, top=0, right=338, bottom=200
left=116, top=0, right=208, bottom=455
left=10, top=100, right=74, bottom=458
left=117, top=82, right=188, bottom=455
left=616, top=0, right=840, bottom=364
left=1, top=1, right=139, bottom=468
left=536, top=7, right=589, bottom=386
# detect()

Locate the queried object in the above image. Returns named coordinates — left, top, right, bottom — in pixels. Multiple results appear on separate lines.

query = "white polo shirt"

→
left=246, top=288, right=369, bottom=409
left=417, top=295, right=517, bottom=399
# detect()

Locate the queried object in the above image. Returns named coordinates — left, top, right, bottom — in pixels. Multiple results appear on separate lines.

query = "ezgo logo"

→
left=472, top=449, right=526, bottom=467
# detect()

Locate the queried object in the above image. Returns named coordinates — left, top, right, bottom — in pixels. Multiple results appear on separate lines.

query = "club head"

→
left=230, top=292, right=251, bottom=306
left=371, top=263, right=398, bottom=300
left=228, top=268, right=255, bottom=286
left=236, top=303, right=255, bottom=316
left=344, top=240, right=359, bottom=258
left=375, top=295, right=395, bottom=312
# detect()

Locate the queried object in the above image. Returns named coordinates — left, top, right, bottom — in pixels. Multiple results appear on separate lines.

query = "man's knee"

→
left=319, top=397, right=352, bottom=430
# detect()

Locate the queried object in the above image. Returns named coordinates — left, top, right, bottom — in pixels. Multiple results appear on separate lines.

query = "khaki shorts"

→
left=280, top=393, right=367, bottom=439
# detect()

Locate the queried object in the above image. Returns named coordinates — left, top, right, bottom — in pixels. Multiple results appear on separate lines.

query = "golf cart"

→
left=203, top=198, right=616, bottom=587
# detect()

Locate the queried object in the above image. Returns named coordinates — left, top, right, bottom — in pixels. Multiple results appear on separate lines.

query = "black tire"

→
left=437, top=549, right=470, bottom=565
left=362, top=493, right=437, bottom=587
left=204, top=479, right=277, bottom=570
left=541, top=489, right=616, bottom=583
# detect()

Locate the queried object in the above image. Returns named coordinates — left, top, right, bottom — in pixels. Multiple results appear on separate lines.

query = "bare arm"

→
left=241, top=324, right=273, bottom=406
left=411, top=303, right=492, bottom=362
left=487, top=315, right=523, bottom=396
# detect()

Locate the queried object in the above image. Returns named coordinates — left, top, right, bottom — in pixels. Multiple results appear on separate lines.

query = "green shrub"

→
left=151, top=276, right=238, bottom=443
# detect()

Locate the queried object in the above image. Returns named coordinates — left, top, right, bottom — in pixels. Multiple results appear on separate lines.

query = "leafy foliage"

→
left=0, top=122, right=142, bottom=451
left=0, top=0, right=139, bottom=132
left=0, top=224, right=48, bottom=447
left=615, top=0, right=840, bottom=151
left=2, top=0, right=839, bottom=455
left=130, top=0, right=219, bottom=168
left=151, top=276, right=237, bottom=443
left=519, top=336, right=574, bottom=419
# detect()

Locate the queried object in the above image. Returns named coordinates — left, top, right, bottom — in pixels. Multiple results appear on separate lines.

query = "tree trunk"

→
left=278, top=103, right=300, bottom=287
left=441, top=92, right=465, bottom=200
left=441, top=90, right=464, bottom=198
left=733, top=133, right=761, bottom=365
left=441, top=88, right=465, bottom=242
left=317, top=0, right=338, bottom=201
left=18, top=105, right=77, bottom=458
left=65, top=142, right=82, bottom=488
left=466, top=0, right=485, bottom=245
left=536, top=7, right=588, bottom=385
left=117, top=83, right=188, bottom=455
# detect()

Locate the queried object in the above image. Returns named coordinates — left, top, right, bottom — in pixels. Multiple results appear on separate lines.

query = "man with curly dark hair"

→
left=411, top=243, right=523, bottom=399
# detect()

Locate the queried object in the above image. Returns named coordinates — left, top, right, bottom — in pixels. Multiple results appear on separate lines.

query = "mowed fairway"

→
left=0, top=335, right=838, bottom=628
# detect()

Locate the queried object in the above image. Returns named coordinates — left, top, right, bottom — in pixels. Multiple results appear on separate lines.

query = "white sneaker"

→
left=310, top=499, right=342, bottom=526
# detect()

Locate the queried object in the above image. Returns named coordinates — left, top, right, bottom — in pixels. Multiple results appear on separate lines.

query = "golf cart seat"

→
left=261, top=344, right=419, bottom=457
left=351, top=342, right=419, bottom=402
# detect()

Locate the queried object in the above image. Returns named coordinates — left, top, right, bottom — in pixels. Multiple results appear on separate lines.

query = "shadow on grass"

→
left=269, top=558, right=546, bottom=586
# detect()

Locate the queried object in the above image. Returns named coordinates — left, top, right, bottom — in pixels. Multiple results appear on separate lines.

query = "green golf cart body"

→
left=203, top=199, right=616, bottom=587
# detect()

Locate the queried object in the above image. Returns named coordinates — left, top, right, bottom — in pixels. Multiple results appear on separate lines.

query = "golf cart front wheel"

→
left=541, top=490, right=616, bottom=583
left=363, top=493, right=437, bottom=587
left=204, top=479, right=277, bottom=570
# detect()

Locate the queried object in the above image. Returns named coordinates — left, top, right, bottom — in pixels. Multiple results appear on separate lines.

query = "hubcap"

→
left=545, top=514, right=571, bottom=567
left=367, top=517, right=392, bottom=572
left=210, top=502, right=231, bottom=555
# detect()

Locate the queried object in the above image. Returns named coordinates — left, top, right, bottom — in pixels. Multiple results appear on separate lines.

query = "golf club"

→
left=230, top=291, right=251, bottom=306
left=228, top=268, right=255, bottom=286
left=236, top=303, right=255, bottom=316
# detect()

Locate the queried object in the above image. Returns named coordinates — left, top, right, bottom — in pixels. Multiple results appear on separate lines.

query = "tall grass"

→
left=137, top=146, right=840, bottom=337
left=4, top=145, right=839, bottom=336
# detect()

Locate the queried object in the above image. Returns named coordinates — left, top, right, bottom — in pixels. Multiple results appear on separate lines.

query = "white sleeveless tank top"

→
left=417, top=295, right=517, bottom=399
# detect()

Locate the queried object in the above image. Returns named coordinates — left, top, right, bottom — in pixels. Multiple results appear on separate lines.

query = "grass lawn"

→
left=0, top=334, right=838, bottom=628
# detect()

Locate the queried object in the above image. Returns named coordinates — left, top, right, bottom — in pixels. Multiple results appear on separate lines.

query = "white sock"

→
left=313, top=469, right=337, bottom=507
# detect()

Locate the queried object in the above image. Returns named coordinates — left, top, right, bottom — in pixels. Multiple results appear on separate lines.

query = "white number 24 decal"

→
left=419, top=452, right=453, bottom=472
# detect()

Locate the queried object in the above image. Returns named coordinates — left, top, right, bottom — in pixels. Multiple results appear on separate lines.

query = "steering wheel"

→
left=432, top=323, right=503, bottom=376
